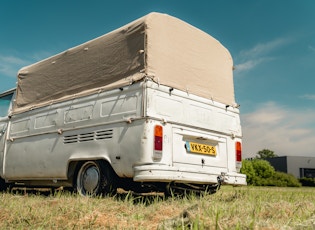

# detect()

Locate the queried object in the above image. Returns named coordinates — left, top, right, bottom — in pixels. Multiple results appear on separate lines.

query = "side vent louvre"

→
left=96, top=129, right=113, bottom=140
left=64, top=129, right=113, bottom=144
left=79, top=132, right=94, bottom=142
left=64, top=135, right=78, bottom=144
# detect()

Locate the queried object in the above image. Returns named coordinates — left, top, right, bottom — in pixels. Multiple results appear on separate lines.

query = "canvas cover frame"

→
left=13, top=12, right=235, bottom=114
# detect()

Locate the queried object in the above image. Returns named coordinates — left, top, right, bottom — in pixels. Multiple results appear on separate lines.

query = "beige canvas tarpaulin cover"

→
left=13, top=12, right=235, bottom=114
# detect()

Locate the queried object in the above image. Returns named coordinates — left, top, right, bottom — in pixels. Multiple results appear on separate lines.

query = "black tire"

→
left=0, top=178, right=7, bottom=192
left=75, top=161, right=116, bottom=197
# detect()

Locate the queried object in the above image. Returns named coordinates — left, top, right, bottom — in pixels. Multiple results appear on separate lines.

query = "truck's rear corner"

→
left=133, top=81, right=246, bottom=194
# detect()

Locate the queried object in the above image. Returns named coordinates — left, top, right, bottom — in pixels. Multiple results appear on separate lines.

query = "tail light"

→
left=154, top=125, right=163, bottom=151
left=236, top=141, right=242, bottom=162
left=153, top=125, right=163, bottom=161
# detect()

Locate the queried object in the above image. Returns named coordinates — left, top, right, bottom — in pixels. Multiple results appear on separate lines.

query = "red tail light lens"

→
left=154, top=125, right=163, bottom=151
left=236, top=141, right=242, bottom=162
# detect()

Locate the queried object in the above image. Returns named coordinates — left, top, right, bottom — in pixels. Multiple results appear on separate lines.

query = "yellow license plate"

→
left=186, top=141, right=217, bottom=156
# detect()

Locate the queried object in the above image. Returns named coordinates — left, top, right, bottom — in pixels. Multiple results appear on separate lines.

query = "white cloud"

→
left=0, top=51, right=54, bottom=78
left=0, top=54, right=30, bottom=77
left=234, top=57, right=274, bottom=72
left=234, top=37, right=292, bottom=73
left=309, top=45, right=315, bottom=52
left=240, top=38, right=291, bottom=59
left=244, top=102, right=285, bottom=124
left=300, top=94, right=315, bottom=101
left=241, top=102, right=315, bottom=158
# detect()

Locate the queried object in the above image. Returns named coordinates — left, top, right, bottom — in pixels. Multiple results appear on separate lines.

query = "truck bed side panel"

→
left=4, top=84, right=143, bottom=180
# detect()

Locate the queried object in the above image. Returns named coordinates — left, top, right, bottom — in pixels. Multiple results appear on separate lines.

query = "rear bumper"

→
left=133, top=164, right=247, bottom=186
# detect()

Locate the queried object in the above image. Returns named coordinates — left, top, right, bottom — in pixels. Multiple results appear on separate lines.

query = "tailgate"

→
left=172, top=127, right=228, bottom=170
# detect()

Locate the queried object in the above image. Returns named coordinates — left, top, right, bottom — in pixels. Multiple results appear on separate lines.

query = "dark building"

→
left=266, top=156, right=315, bottom=178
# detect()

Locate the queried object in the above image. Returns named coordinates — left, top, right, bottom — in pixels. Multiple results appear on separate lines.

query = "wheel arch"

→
left=67, top=156, right=117, bottom=185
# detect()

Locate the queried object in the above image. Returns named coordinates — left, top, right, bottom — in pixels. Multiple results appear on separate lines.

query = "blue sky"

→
left=1, top=0, right=315, bottom=157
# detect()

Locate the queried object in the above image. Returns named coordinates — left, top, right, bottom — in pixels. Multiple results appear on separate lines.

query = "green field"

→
left=0, top=186, right=314, bottom=229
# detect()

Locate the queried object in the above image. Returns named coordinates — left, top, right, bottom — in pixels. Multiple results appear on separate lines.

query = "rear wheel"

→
left=75, top=161, right=116, bottom=196
left=0, top=178, right=7, bottom=192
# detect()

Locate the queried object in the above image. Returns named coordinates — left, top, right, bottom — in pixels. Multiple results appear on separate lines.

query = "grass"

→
left=0, top=186, right=314, bottom=229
